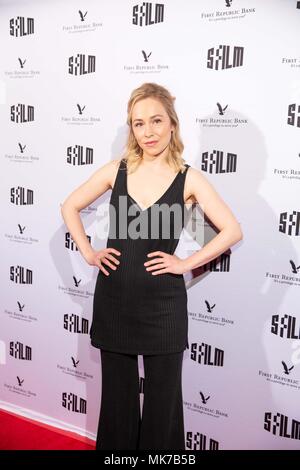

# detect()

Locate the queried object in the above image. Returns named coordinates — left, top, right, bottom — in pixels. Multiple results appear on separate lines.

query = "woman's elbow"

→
left=61, top=202, right=67, bottom=214
left=234, top=223, right=243, bottom=242
left=61, top=201, right=73, bottom=216
left=225, top=222, right=243, bottom=243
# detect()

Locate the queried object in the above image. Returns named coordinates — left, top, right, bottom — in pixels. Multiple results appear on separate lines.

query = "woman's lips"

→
left=144, top=141, right=158, bottom=146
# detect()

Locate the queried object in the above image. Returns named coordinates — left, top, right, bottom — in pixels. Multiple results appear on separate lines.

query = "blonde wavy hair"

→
left=120, top=82, right=186, bottom=175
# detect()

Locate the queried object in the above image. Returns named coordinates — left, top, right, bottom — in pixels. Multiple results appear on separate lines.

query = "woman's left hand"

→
left=144, top=251, right=186, bottom=275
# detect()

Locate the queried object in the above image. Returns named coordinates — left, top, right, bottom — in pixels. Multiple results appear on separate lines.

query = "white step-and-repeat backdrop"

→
left=1, top=0, right=300, bottom=450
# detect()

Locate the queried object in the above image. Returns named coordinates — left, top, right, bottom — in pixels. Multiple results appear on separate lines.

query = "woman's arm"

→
left=60, top=159, right=119, bottom=262
left=182, top=167, right=243, bottom=272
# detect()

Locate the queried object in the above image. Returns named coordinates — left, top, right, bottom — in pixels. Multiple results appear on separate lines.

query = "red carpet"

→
left=0, top=409, right=96, bottom=450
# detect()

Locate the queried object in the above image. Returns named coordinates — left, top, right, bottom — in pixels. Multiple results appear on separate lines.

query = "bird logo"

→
left=18, top=58, right=26, bottom=68
left=205, top=300, right=216, bottom=313
left=78, top=10, right=88, bottom=22
left=73, top=276, right=81, bottom=287
left=282, top=361, right=294, bottom=375
left=18, top=143, right=26, bottom=153
left=290, top=260, right=300, bottom=274
left=199, top=391, right=210, bottom=404
left=142, top=50, right=152, bottom=62
left=77, top=104, right=86, bottom=115
left=17, top=301, right=25, bottom=311
left=18, top=224, right=25, bottom=234
left=217, top=102, right=228, bottom=115
left=17, top=376, right=24, bottom=386
left=71, top=357, right=79, bottom=368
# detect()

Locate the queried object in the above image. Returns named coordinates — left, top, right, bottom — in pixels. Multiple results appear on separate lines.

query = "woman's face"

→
left=131, top=97, right=174, bottom=158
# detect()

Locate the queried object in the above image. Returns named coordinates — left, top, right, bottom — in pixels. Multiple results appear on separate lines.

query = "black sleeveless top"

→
left=90, top=158, right=190, bottom=355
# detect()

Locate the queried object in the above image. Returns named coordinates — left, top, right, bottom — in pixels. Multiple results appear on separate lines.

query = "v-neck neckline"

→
left=126, top=163, right=185, bottom=213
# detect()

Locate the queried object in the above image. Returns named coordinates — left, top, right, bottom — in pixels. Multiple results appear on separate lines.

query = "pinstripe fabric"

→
left=90, top=158, right=190, bottom=355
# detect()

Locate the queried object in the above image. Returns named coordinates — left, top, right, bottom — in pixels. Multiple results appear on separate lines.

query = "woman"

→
left=61, top=82, right=243, bottom=450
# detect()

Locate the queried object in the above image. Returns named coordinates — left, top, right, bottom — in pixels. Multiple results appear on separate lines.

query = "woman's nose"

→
left=144, top=123, right=153, bottom=136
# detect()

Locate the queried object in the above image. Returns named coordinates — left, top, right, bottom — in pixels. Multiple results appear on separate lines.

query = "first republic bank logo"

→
left=132, top=2, right=164, bottom=26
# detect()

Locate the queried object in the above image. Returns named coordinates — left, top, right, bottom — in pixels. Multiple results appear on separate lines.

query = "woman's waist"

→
left=97, top=261, right=185, bottom=291
left=106, top=237, right=180, bottom=253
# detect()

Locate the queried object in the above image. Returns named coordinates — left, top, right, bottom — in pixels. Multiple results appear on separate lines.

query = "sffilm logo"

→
left=201, top=150, right=237, bottom=174
left=271, top=315, right=300, bottom=339
left=279, top=211, right=300, bottom=236
left=64, top=314, right=89, bottom=334
left=66, top=145, right=93, bottom=165
left=186, top=431, right=219, bottom=450
left=207, top=45, right=244, bottom=70
left=10, top=341, right=32, bottom=360
left=9, top=17, right=34, bottom=37
left=287, top=104, right=300, bottom=127
left=11, top=104, right=34, bottom=123
left=264, top=412, right=300, bottom=440
left=190, top=342, right=224, bottom=367
left=10, top=266, right=33, bottom=284
left=132, top=2, right=164, bottom=26
left=62, top=392, right=87, bottom=414
left=68, top=54, right=96, bottom=75
left=10, top=186, right=33, bottom=205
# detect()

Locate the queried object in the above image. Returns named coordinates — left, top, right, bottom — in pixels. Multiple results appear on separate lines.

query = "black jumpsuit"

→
left=90, top=158, right=190, bottom=449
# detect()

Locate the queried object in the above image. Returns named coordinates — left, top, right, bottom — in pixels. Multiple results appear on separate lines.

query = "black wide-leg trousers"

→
left=95, top=349, right=185, bottom=450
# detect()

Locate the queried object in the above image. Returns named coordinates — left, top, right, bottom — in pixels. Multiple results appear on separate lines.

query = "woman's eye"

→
left=134, top=119, right=161, bottom=127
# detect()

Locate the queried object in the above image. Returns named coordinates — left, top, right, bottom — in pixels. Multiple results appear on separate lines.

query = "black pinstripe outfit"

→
left=90, top=158, right=190, bottom=450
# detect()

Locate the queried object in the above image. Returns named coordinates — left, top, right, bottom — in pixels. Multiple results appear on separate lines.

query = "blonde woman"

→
left=61, top=82, right=243, bottom=450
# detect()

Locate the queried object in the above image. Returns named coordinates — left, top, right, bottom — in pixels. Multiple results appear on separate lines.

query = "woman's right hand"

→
left=85, top=248, right=121, bottom=276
